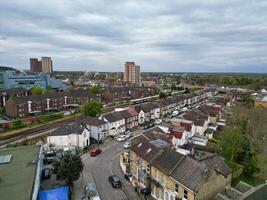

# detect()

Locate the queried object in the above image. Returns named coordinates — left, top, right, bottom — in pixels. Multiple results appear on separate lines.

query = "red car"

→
left=91, top=149, right=102, bottom=157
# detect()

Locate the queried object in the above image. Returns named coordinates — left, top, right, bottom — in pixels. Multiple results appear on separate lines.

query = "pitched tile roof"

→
left=82, top=116, right=107, bottom=126
left=130, top=135, right=163, bottom=163
left=51, top=125, right=85, bottom=136
left=170, top=156, right=209, bottom=193
left=103, top=111, right=124, bottom=122
left=143, top=127, right=172, bottom=144
left=151, top=148, right=184, bottom=175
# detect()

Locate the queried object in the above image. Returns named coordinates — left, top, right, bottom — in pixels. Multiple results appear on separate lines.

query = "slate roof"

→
left=143, top=127, right=172, bottom=144
left=151, top=148, right=184, bottom=175
left=134, top=102, right=159, bottom=113
left=200, top=154, right=232, bottom=177
left=82, top=117, right=107, bottom=126
left=130, top=135, right=163, bottom=163
left=170, top=156, right=209, bottom=193
left=103, top=111, right=125, bottom=122
left=51, top=125, right=84, bottom=136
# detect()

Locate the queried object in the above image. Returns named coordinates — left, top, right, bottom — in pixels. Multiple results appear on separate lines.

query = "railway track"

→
left=0, top=103, right=128, bottom=147
left=0, top=115, right=83, bottom=147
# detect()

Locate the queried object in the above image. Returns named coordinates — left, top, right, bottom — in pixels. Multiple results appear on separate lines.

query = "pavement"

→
left=74, top=129, right=144, bottom=200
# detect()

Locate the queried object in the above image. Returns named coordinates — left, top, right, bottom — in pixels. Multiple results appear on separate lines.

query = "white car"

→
left=117, top=135, right=127, bottom=142
left=123, top=142, right=131, bottom=149
left=155, top=119, right=162, bottom=125
left=171, top=111, right=179, bottom=117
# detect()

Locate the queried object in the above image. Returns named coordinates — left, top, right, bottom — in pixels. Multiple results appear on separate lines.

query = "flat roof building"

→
left=0, top=71, right=66, bottom=90
left=0, top=145, right=42, bottom=200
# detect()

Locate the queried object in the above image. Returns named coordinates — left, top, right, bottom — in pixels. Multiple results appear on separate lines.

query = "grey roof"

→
left=143, top=127, right=172, bottom=144
left=151, top=148, right=184, bottom=175
left=130, top=135, right=163, bottom=163
left=51, top=125, right=84, bottom=136
left=199, top=154, right=232, bottom=177
left=82, top=117, right=107, bottom=126
left=103, top=111, right=125, bottom=122
left=170, top=153, right=232, bottom=193
left=170, top=156, right=209, bottom=193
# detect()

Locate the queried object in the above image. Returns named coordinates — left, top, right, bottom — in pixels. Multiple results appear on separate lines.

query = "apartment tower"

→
left=29, top=58, right=42, bottom=72
left=41, top=57, right=53, bottom=73
left=124, top=61, right=140, bottom=85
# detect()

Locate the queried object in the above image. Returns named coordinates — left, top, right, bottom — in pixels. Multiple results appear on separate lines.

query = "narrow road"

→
left=81, top=130, right=143, bottom=200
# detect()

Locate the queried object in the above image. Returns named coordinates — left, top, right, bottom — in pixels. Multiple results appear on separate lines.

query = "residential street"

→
left=77, top=130, right=143, bottom=200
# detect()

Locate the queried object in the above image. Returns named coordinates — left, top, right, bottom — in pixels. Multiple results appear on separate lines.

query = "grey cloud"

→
left=0, top=0, right=267, bottom=72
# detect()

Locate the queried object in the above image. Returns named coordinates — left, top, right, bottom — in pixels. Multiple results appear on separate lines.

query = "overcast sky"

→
left=0, top=0, right=267, bottom=72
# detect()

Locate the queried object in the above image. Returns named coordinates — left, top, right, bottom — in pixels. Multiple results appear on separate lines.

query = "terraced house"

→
left=129, top=135, right=232, bottom=200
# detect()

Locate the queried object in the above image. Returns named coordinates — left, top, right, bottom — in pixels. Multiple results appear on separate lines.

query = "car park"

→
left=117, top=135, right=127, bottom=142
left=108, top=175, right=121, bottom=188
left=123, top=142, right=131, bottom=149
left=91, top=148, right=102, bottom=157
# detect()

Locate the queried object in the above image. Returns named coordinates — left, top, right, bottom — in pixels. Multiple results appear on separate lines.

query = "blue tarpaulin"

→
left=39, top=186, right=69, bottom=200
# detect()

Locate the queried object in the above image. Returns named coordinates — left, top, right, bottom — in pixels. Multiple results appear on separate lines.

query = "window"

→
left=174, top=184, right=179, bottom=193
left=184, top=190, right=188, bottom=199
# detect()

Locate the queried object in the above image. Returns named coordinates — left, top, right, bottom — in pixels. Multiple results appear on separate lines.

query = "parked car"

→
left=108, top=175, right=121, bottom=188
left=117, top=135, right=127, bottom=142
left=123, top=142, right=131, bottom=149
left=155, top=119, right=162, bottom=125
left=42, top=168, right=51, bottom=179
left=125, top=132, right=133, bottom=139
left=181, top=107, right=188, bottom=112
left=124, top=130, right=131, bottom=135
left=124, top=172, right=132, bottom=181
left=91, top=149, right=102, bottom=157
left=171, top=110, right=179, bottom=117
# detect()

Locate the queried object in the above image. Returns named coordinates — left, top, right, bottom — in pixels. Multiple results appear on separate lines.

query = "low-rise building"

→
left=5, top=90, right=100, bottom=118
left=129, top=135, right=232, bottom=200
left=81, top=117, right=109, bottom=140
left=134, top=102, right=160, bottom=124
left=0, top=70, right=66, bottom=90
left=47, top=125, right=90, bottom=148
left=0, top=145, right=42, bottom=200
left=100, top=111, right=126, bottom=136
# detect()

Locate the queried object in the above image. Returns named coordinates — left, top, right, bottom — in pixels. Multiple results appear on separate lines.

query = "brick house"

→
left=129, top=135, right=232, bottom=200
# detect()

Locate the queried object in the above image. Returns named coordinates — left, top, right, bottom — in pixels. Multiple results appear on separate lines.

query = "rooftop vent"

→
left=0, top=154, right=12, bottom=164
left=137, top=143, right=142, bottom=148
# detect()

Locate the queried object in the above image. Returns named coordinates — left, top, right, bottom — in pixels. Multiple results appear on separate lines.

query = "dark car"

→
left=91, top=148, right=102, bottom=157
left=108, top=175, right=121, bottom=188
left=42, top=168, right=51, bottom=179
left=124, top=172, right=132, bottom=181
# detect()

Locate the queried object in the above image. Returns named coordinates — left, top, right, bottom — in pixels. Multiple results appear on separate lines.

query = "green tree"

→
left=159, top=92, right=167, bottom=99
left=241, top=93, right=254, bottom=109
left=32, top=86, right=43, bottom=95
left=171, top=84, right=177, bottom=91
left=219, top=127, right=245, bottom=162
left=0, top=107, right=6, bottom=116
left=90, top=86, right=101, bottom=94
left=81, top=100, right=102, bottom=117
left=53, top=153, right=83, bottom=186
left=44, top=87, right=55, bottom=95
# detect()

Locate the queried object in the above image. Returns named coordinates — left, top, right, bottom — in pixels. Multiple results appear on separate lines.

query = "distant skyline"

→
left=0, top=0, right=267, bottom=73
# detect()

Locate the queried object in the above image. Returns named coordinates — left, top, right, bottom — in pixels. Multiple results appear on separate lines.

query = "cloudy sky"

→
left=0, top=0, right=267, bottom=72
